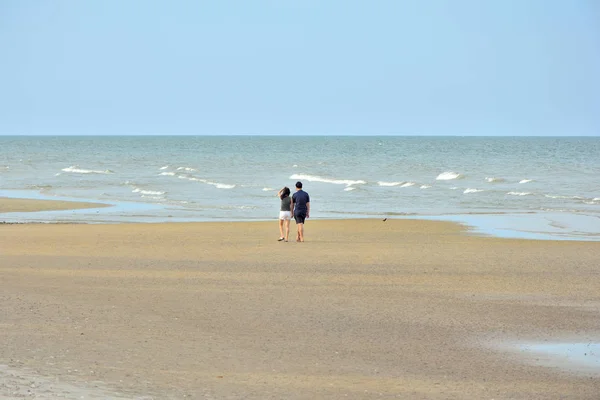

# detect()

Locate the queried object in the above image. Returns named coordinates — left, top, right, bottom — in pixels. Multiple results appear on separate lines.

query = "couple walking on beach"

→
left=277, top=181, right=310, bottom=242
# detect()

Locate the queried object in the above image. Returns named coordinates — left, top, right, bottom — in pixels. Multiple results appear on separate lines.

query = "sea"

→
left=1, top=136, right=599, bottom=241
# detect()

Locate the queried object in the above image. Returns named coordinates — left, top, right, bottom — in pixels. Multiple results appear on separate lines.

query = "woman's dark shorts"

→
left=294, top=211, right=307, bottom=224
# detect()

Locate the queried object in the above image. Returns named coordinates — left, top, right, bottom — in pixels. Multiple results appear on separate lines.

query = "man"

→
left=290, top=181, right=310, bottom=242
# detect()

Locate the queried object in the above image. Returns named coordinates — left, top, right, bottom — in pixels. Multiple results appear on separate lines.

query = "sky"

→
left=0, top=0, right=599, bottom=136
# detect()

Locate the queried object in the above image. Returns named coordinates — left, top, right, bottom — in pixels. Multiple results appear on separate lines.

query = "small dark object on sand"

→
left=382, top=218, right=387, bottom=222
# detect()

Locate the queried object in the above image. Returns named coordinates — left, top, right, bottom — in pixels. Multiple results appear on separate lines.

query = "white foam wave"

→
left=594, top=198, right=600, bottom=202
left=132, top=188, right=165, bottom=195
left=159, top=165, right=169, bottom=170
left=292, top=164, right=298, bottom=168
left=54, top=173, right=61, bottom=176
left=377, top=181, right=403, bottom=187
left=214, top=183, right=236, bottom=189
left=436, top=171, right=462, bottom=180
left=262, top=187, right=275, bottom=191
left=450, top=187, right=459, bottom=190
left=61, top=166, right=113, bottom=174
left=400, top=182, right=416, bottom=188
left=485, top=177, right=505, bottom=183
left=344, top=187, right=355, bottom=191
left=507, top=191, right=532, bottom=196
left=290, top=174, right=366, bottom=187
left=177, top=167, right=197, bottom=172
left=179, top=175, right=236, bottom=189
left=420, top=185, right=431, bottom=189
left=160, top=172, right=176, bottom=176
left=544, top=194, right=584, bottom=200
left=519, top=179, right=533, bottom=184
left=141, top=195, right=164, bottom=200
left=463, top=188, right=484, bottom=194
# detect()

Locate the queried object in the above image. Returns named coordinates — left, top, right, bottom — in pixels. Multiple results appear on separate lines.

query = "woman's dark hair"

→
left=280, top=186, right=291, bottom=199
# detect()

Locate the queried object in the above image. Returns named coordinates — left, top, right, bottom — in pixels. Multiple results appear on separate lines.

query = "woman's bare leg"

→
left=284, top=219, right=290, bottom=241
left=278, top=219, right=284, bottom=239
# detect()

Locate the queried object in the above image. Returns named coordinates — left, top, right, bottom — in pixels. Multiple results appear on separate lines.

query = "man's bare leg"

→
left=298, top=223, right=304, bottom=242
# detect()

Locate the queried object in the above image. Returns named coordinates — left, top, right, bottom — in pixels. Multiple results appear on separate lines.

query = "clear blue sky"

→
left=1, top=0, right=598, bottom=136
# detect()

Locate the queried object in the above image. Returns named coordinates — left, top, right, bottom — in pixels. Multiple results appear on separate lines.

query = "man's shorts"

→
left=294, top=211, right=307, bottom=224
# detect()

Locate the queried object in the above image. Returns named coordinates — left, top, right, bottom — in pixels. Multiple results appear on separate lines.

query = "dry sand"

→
left=0, top=197, right=109, bottom=214
left=1, top=211, right=599, bottom=398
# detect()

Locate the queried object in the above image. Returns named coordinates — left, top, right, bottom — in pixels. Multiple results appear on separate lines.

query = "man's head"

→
left=295, top=181, right=303, bottom=190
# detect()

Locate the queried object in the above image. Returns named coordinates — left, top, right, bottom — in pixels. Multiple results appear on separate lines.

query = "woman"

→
left=276, top=186, right=292, bottom=242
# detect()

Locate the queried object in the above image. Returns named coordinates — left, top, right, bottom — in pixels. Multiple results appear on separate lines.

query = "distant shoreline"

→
left=1, top=195, right=599, bottom=242
left=0, top=196, right=110, bottom=213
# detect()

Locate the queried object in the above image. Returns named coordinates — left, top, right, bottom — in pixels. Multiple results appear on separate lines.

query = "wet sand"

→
left=1, top=216, right=599, bottom=399
left=0, top=197, right=109, bottom=214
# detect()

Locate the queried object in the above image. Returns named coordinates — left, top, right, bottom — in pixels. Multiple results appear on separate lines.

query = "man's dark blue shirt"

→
left=292, top=190, right=310, bottom=213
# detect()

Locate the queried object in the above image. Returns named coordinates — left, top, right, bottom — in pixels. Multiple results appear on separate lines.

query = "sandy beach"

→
left=1, top=198, right=599, bottom=399
left=0, top=197, right=109, bottom=214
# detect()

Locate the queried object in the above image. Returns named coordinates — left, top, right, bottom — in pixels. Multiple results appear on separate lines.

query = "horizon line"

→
left=1, top=134, right=598, bottom=138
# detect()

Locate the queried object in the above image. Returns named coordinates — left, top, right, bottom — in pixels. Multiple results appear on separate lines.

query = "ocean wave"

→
left=541, top=207, right=580, bottom=213
left=290, top=174, right=366, bottom=187
left=132, top=188, right=165, bottom=196
left=61, top=166, right=113, bottom=174
left=436, top=171, right=462, bottom=180
left=343, top=187, right=356, bottom=191
left=400, top=182, right=416, bottom=188
left=262, top=187, right=275, bottom=191
left=179, top=175, right=236, bottom=189
left=377, top=181, right=403, bottom=187
left=213, top=183, right=236, bottom=189
left=544, top=194, right=584, bottom=200
left=420, top=185, right=431, bottom=189
left=177, top=167, right=197, bottom=172
left=140, top=195, right=164, bottom=200
left=217, top=205, right=257, bottom=210
left=159, top=165, right=169, bottom=170
left=519, top=179, right=533, bottom=184
left=27, top=184, right=53, bottom=193
left=463, top=188, right=484, bottom=194
left=485, top=177, right=505, bottom=183
left=507, top=191, right=532, bottom=196
left=122, top=180, right=145, bottom=186
left=160, top=172, right=176, bottom=176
